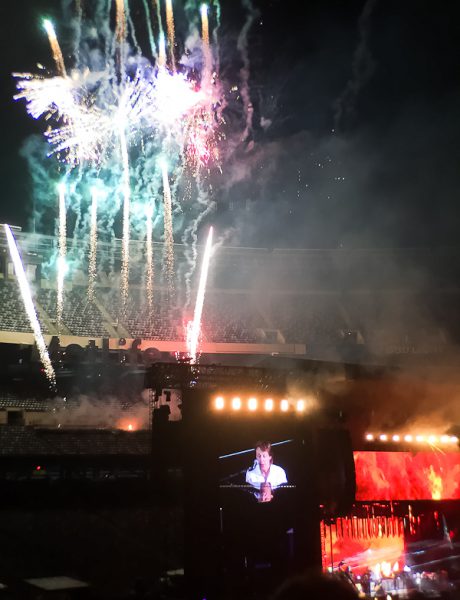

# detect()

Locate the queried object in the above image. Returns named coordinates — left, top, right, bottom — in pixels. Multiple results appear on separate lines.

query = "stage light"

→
left=365, top=433, right=374, bottom=441
left=404, top=435, right=413, bottom=442
left=231, top=397, right=241, bottom=410
left=415, top=435, right=424, bottom=442
left=428, top=435, right=437, bottom=444
left=392, top=435, right=400, bottom=442
left=264, top=398, right=274, bottom=412
left=440, top=435, right=450, bottom=443
left=214, top=396, right=224, bottom=410
left=450, top=436, right=458, bottom=444
left=280, top=399, right=289, bottom=412
left=248, top=397, right=257, bottom=411
left=296, top=399, right=306, bottom=412
left=379, top=434, right=388, bottom=441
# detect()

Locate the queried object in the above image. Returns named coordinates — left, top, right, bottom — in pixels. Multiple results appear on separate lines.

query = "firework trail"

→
left=57, top=182, right=67, bottom=331
left=145, top=203, right=154, bottom=312
left=115, top=0, right=127, bottom=44
left=165, top=0, right=176, bottom=71
left=141, top=0, right=158, bottom=57
left=237, top=0, right=258, bottom=141
left=88, top=188, right=98, bottom=302
left=43, top=19, right=67, bottom=77
left=73, top=0, right=83, bottom=66
left=182, top=175, right=216, bottom=308
left=158, top=31, right=167, bottom=68
left=153, top=0, right=164, bottom=40
left=119, top=125, right=131, bottom=316
left=161, top=160, right=175, bottom=298
left=186, top=226, right=213, bottom=363
left=201, top=4, right=212, bottom=85
left=4, top=224, right=56, bottom=388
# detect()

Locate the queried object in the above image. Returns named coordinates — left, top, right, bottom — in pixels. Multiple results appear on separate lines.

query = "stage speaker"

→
left=313, top=428, right=356, bottom=516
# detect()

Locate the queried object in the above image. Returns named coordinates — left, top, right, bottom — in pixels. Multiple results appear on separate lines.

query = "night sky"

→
left=1, top=0, right=460, bottom=249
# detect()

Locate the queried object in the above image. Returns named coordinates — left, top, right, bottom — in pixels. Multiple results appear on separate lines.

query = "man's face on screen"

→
left=256, top=447, right=272, bottom=471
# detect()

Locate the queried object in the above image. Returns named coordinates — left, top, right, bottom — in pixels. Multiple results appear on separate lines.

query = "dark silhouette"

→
left=272, top=571, right=360, bottom=600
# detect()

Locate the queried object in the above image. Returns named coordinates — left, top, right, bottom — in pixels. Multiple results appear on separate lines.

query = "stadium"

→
left=1, top=227, right=460, bottom=598
left=1, top=0, right=460, bottom=598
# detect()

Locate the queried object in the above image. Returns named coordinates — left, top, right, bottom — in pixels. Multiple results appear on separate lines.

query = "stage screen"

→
left=219, top=436, right=296, bottom=504
left=215, top=420, right=310, bottom=579
left=354, top=451, right=460, bottom=501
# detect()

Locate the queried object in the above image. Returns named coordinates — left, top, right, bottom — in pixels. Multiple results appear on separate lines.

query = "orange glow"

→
left=264, top=398, right=274, bottom=411
left=368, top=433, right=456, bottom=445
left=248, top=397, right=257, bottom=411
left=118, top=420, right=137, bottom=432
left=231, top=397, right=241, bottom=410
left=214, top=396, right=224, bottom=410
left=296, top=399, right=306, bottom=412
left=428, top=465, right=443, bottom=500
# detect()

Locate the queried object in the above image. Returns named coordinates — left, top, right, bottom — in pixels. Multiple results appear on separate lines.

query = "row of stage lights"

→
left=365, top=433, right=459, bottom=445
left=213, top=396, right=309, bottom=413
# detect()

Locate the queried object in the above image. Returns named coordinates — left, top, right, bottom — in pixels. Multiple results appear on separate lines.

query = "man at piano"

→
left=246, top=441, right=288, bottom=502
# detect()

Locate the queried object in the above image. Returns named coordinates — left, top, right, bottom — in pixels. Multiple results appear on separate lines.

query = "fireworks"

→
left=115, top=0, right=127, bottom=44
left=201, top=4, right=212, bottom=86
left=119, top=124, right=131, bottom=316
left=4, top=225, right=56, bottom=388
left=161, top=160, right=175, bottom=298
left=165, top=0, right=176, bottom=71
left=43, top=19, right=67, bottom=78
left=145, top=203, right=155, bottom=312
left=88, top=188, right=99, bottom=302
left=57, top=182, right=67, bottom=332
left=186, top=226, right=214, bottom=363
left=12, top=0, right=256, bottom=363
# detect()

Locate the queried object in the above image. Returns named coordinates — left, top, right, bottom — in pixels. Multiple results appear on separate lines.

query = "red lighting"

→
left=354, top=451, right=460, bottom=501
left=321, top=516, right=404, bottom=575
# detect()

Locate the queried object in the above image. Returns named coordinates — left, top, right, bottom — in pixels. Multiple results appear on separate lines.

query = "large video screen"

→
left=354, top=451, right=460, bottom=501
left=219, top=435, right=297, bottom=504
left=216, top=421, right=309, bottom=579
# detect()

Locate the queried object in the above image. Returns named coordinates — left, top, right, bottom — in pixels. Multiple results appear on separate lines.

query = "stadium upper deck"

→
left=0, top=229, right=458, bottom=358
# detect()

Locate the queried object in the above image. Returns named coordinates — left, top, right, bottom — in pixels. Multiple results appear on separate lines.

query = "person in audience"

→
left=246, top=440, right=287, bottom=502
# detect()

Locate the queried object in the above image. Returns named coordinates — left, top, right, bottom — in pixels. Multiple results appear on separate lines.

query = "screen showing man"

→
left=246, top=441, right=287, bottom=502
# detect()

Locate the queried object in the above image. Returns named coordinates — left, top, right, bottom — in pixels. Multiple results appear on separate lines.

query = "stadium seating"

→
left=37, top=287, right=109, bottom=337
left=0, top=280, right=49, bottom=333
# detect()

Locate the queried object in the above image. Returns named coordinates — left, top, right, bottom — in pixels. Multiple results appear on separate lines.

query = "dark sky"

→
left=1, top=0, right=460, bottom=248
